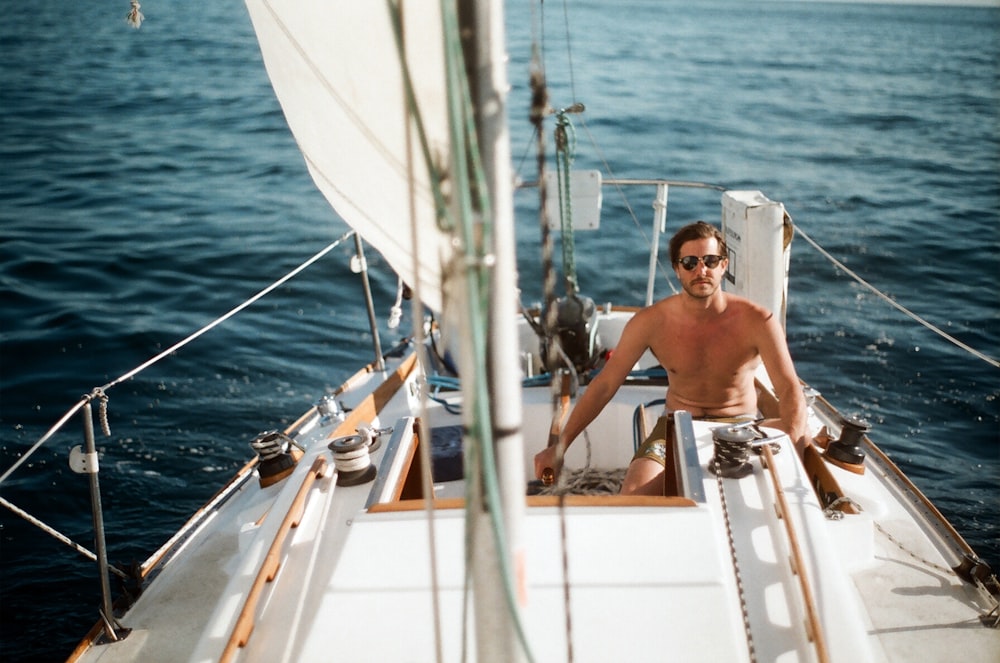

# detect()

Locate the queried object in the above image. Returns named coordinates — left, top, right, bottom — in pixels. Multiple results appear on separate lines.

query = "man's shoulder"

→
left=638, top=295, right=682, bottom=320
left=723, top=292, right=773, bottom=320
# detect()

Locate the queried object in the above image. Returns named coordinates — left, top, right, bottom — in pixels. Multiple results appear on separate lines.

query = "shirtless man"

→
left=533, top=221, right=811, bottom=495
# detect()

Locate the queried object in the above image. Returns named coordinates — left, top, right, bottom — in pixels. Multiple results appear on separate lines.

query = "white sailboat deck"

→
left=69, top=321, right=999, bottom=663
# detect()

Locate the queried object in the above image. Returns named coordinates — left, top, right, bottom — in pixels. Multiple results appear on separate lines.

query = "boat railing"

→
left=517, top=174, right=998, bottom=370
left=516, top=176, right=728, bottom=308
left=0, top=228, right=382, bottom=643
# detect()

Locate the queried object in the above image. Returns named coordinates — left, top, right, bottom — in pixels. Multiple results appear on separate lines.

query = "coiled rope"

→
left=794, top=223, right=999, bottom=369
left=534, top=467, right=625, bottom=496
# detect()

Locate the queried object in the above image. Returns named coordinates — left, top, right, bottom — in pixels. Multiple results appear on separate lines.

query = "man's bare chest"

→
left=651, top=317, right=758, bottom=376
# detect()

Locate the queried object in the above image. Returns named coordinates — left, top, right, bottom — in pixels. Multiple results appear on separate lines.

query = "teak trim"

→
left=366, top=494, right=696, bottom=513
left=760, top=443, right=830, bottom=663
left=219, top=456, right=327, bottom=663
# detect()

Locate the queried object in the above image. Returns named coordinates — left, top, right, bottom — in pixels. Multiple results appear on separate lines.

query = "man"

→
left=533, top=221, right=811, bottom=495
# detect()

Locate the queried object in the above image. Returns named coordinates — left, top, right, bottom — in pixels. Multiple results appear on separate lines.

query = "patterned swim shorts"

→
left=633, top=413, right=758, bottom=467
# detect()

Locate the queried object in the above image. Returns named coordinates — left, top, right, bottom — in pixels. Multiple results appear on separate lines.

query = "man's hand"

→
left=534, top=444, right=563, bottom=484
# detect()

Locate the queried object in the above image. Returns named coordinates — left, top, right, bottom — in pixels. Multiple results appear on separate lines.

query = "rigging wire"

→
left=532, top=3, right=575, bottom=660
left=574, top=119, right=682, bottom=296
left=0, top=495, right=130, bottom=580
left=0, top=231, right=355, bottom=488
left=793, top=223, right=999, bottom=369
left=387, top=2, right=446, bottom=660
left=385, top=1, right=453, bottom=232
left=0, top=231, right=357, bottom=579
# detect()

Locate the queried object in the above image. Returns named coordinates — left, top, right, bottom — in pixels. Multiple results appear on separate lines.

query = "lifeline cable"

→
left=793, top=223, right=999, bottom=369
left=0, top=231, right=353, bottom=488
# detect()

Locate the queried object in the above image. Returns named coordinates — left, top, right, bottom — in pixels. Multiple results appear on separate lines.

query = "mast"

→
left=461, top=1, right=528, bottom=661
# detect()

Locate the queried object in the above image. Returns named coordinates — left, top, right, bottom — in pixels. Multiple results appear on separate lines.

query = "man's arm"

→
left=533, top=311, right=653, bottom=479
left=756, top=313, right=812, bottom=455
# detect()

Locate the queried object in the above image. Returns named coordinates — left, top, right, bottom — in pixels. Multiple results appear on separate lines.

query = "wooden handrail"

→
left=760, top=443, right=830, bottom=663
left=219, top=456, right=327, bottom=663
left=219, top=353, right=416, bottom=660
left=328, top=352, right=418, bottom=441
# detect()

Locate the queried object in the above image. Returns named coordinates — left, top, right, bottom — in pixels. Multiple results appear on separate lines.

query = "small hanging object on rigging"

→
left=536, top=103, right=605, bottom=377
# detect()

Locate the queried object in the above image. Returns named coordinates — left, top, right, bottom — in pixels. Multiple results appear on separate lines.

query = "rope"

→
left=873, top=521, right=951, bottom=576
left=0, top=496, right=129, bottom=580
left=555, top=111, right=579, bottom=295
left=822, top=495, right=861, bottom=520
left=530, top=42, right=559, bottom=379
left=709, top=433, right=754, bottom=479
left=535, top=467, right=625, bottom=496
left=793, top=223, right=999, bottom=369
left=559, top=492, right=574, bottom=663
left=833, top=498, right=1000, bottom=622
left=713, top=458, right=758, bottom=663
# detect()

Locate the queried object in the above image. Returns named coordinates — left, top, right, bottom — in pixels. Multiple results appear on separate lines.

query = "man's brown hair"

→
left=668, top=221, right=727, bottom=265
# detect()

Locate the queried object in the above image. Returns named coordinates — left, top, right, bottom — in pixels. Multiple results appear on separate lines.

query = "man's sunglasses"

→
left=676, top=254, right=726, bottom=271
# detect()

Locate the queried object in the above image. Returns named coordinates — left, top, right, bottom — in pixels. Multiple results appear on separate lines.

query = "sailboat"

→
left=2, top=1, right=997, bottom=661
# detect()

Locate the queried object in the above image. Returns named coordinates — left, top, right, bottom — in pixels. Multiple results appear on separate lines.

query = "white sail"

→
left=245, top=0, right=454, bottom=312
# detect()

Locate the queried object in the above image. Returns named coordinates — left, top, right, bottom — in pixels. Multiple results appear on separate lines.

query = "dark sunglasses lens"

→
left=678, top=255, right=722, bottom=270
left=679, top=257, right=698, bottom=270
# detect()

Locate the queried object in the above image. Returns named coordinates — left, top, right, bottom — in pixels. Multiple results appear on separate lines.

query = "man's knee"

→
left=621, top=458, right=665, bottom=496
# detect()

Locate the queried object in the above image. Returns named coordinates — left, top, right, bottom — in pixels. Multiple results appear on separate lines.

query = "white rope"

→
left=793, top=223, right=999, bottom=369
left=388, top=277, right=404, bottom=329
left=0, top=231, right=354, bottom=488
left=0, top=495, right=129, bottom=580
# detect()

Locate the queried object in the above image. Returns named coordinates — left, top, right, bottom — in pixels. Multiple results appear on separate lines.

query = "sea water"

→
left=1, top=1, right=997, bottom=660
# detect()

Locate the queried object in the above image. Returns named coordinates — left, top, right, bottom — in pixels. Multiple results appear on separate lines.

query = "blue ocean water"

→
left=1, top=1, right=997, bottom=660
